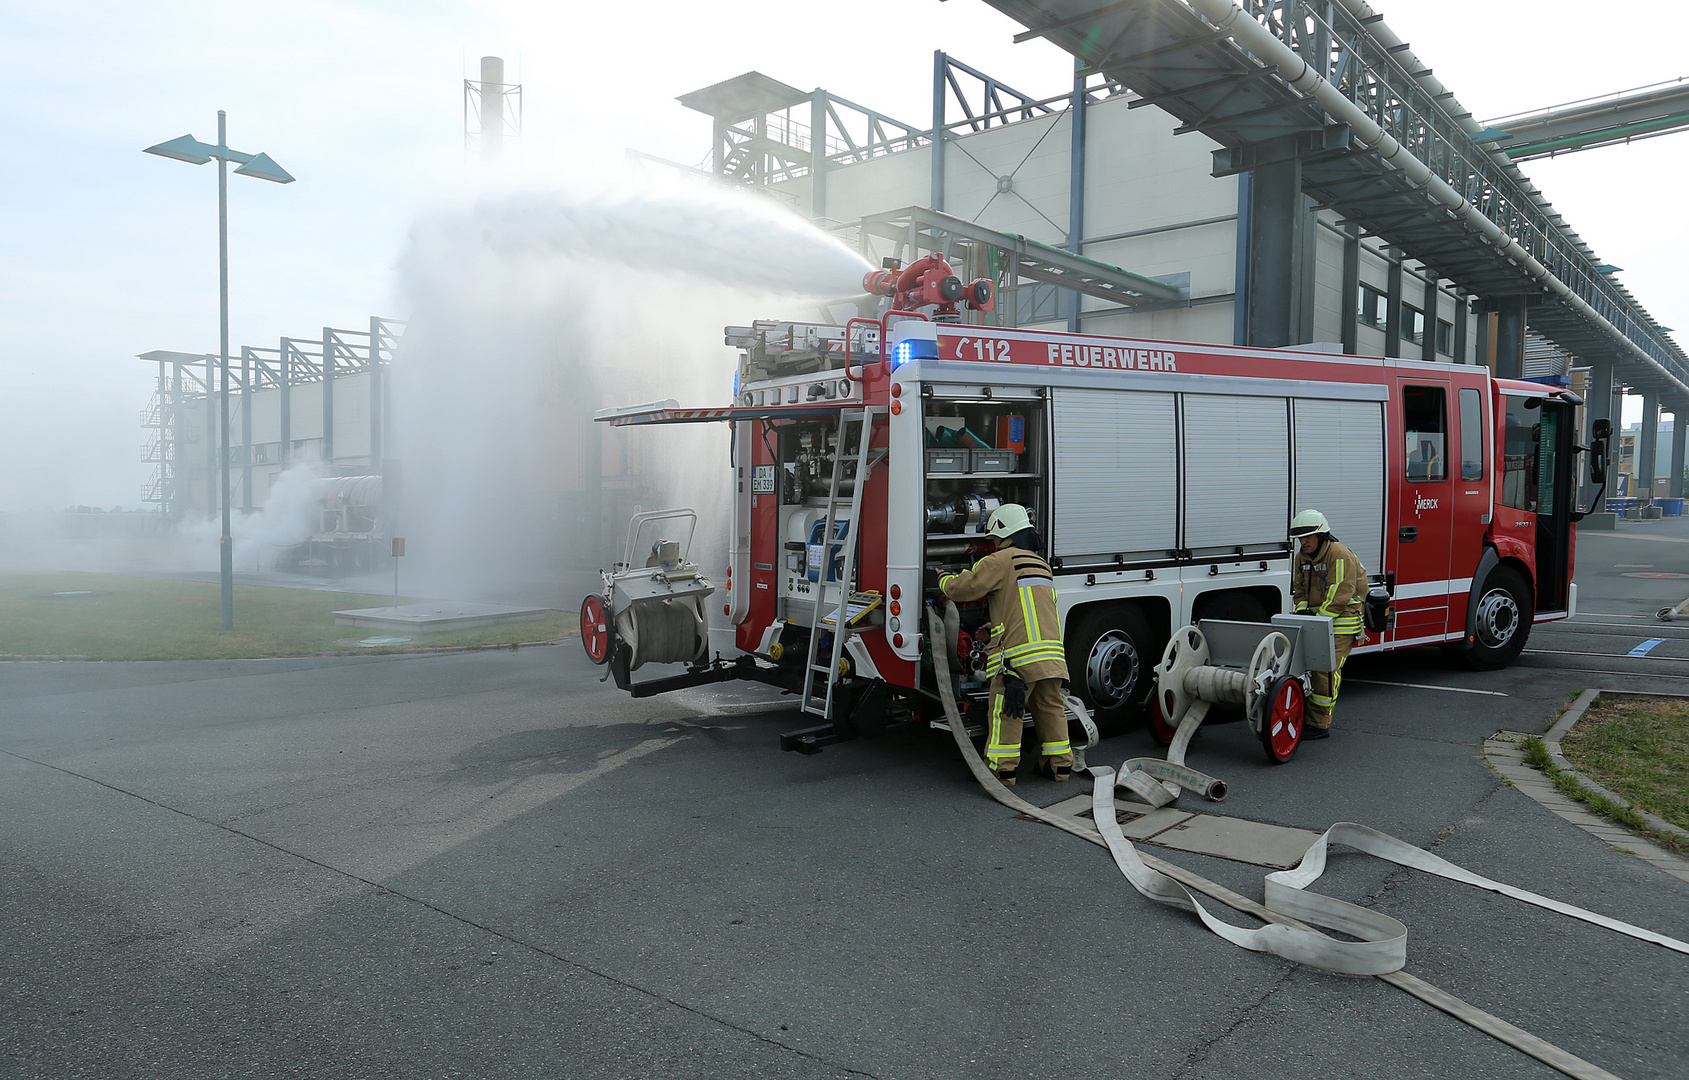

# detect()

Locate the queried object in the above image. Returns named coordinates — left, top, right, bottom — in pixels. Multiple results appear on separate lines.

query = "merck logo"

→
left=1415, top=494, right=1439, bottom=513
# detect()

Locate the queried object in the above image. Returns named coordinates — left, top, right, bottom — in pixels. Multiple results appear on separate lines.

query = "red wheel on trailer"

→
left=580, top=595, right=611, bottom=665
left=1260, top=675, right=1305, bottom=764
left=1148, top=690, right=1177, bottom=747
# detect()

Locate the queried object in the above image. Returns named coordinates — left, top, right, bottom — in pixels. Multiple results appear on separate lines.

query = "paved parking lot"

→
left=4, top=518, right=1689, bottom=1079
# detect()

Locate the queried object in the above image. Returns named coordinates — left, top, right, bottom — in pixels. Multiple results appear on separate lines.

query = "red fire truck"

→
left=583, top=258, right=1603, bottom=753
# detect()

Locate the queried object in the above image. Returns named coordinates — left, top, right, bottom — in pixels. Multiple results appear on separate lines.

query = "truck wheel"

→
left=1259, top=675, right=1305, bottom=764
left=1148, top=694, right=1176, bottom=746
left=580, top=595, right=611, bottom=665
left=1458, top=566, right=1533, bottom=670
left=1067, top=605, right=1157, bottom=732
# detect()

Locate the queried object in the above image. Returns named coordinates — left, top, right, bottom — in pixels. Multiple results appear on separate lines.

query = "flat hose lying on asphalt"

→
left=926, top=604, right=1686, bottom=1080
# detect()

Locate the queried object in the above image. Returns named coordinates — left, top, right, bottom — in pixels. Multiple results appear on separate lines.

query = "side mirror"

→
left=1590, top=435, right=1609, bottom=484
left=1593, top=418, right=1612, bottom=439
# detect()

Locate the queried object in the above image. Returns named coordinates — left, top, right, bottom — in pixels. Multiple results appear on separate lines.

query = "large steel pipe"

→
left=1186, top=0, right=1689, bottom=399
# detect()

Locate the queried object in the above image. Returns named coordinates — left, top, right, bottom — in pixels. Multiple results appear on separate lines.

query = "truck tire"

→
left=1066, top=605, right=1158, bottom=732
left=1457, top=565, right=1533, bottom=670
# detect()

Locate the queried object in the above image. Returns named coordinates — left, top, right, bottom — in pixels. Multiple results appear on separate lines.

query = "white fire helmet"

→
left=1289, top=509, right=1330, bottom=539
left=985, top=503, right=1033, bottom=539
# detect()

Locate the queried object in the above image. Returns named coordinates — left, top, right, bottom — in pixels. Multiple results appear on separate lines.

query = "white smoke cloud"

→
left=390, top=171, right=872, bottom=605
left=415, top=179, right=873, bottom=300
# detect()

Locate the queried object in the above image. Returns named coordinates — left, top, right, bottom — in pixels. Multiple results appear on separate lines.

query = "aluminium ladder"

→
left=799, top=406, right=886, bottom=719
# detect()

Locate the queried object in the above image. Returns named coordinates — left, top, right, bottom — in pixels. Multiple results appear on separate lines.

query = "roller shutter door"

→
left=1051, top=388, right=1177, bottom=559
left=1292, top=399, right=1385, bottom=575
left=1183, top=394, right=1289, bottom=549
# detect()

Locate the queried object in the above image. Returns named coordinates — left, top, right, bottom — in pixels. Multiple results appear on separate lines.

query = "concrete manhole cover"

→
left=358, top=636, right=413, bottom=647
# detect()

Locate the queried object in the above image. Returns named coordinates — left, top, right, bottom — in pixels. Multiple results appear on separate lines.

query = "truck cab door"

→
left=1393, top=379, right=1454, bottom=640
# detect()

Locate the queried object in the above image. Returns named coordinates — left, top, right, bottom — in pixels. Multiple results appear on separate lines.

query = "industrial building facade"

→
left=139, top=319, right=400, bottom=519
left=138, top=6, right=1689, bottom=547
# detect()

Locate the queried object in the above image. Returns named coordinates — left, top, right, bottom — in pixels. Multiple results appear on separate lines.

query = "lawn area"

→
left=0, top=572, right=573, bottom=661
left=1562, top=695, right=1689, bottom=834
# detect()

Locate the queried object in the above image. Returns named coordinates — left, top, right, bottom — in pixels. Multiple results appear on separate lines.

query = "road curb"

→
left=1547, top=689, right=1689, bottom=844
left=1483, top=732, right=1689, bottom=884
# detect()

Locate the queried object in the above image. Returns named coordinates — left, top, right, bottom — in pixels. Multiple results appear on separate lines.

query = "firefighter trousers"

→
left=986, top=675, right=1071, bottom=774
left=1307, top=633, right=1357, bottom=730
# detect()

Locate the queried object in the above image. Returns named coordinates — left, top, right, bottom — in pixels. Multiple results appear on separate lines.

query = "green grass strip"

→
left=1519, top=732, right=1687, bottom=854
left=1561, top=696, right=1689, bottom=836
left=0, top=572, right=572, bottom=662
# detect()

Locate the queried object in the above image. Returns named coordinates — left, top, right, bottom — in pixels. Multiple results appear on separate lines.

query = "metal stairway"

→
left=798, top=407, right=886, bottom=721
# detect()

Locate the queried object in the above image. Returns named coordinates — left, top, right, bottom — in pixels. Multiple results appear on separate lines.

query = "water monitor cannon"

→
left=862, top=255, right=993, bottom=317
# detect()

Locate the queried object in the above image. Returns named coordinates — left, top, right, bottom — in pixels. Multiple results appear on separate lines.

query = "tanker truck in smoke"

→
left=582, top=252, right=1592, bottom=756
left=277, top=474, right=389, bottom=575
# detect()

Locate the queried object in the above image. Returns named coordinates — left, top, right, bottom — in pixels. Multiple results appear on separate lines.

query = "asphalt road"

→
left=5, top=520, right=1689, bottom=1080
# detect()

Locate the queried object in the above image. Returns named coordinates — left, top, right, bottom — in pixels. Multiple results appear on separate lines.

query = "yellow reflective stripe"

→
left=1041, top=742, right=1071, bottom=753
left=1311, top=693, right=1337, bottom=706
left=988, top=690, right=1010, bottom=750
left=1020, top=586, right=1041, bottom=640
left=1319, top=558, right=1344, bottom=615
left=937, top=573, right=958, bottom=590
left=1003, top=647, right=1065, bottom=666
left=1005, top=642, right=1065, bottom=657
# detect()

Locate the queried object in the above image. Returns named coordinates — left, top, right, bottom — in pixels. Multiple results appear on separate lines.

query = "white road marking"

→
left=1580, top=531, right=1689, bottom=544
left=1347, top=679, right=1508, bottom=697
left=1526, top=648, right=1689, bottom=663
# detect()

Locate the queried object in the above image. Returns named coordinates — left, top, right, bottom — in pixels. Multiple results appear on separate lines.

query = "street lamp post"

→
left=146, top=112, right=293, bottom=630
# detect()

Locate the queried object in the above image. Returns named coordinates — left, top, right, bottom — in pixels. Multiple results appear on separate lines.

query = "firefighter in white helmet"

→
left=1288, top=509, right=1367, bottom=739
left=936, top=504, right=1071, bottom=785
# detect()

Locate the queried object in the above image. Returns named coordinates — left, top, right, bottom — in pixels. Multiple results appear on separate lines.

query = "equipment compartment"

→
left=921, top=396, right=1048, bottom=577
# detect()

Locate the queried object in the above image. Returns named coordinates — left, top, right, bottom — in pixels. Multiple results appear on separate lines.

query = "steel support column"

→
left=1384, top=250, right=1403, bottom=359
left=240, top=345, right=253, bottom=512
left=1243, top=149, right=1303, bottom=348
left=170, top=362, right=183, bottom=516
left=1493, top=297, right=1527, bottom=380
left=368, top=318, right=383, bottom=469
left=1640, top=390, right=1660, bottom=502
left=930, top=52, right=946, bottom=212
left=1232, top=171, right=1250, bottom=346
left=1340, top=220, right=1359, bottom=354
left=1671, top=404, right=1687, bottom=498
left=205, top=359, right=216, bottom=518
left=1067, top=66, right=1086, bottom=333
left=322, top=327, right=335, bottom=467
left=1421, top=276, right=1439, bottom=362
left=810, top=90, right=829, bottom=221
left=1454, top=293, right=1469, bottom=365
left=279, top=337, right=292, bottom=467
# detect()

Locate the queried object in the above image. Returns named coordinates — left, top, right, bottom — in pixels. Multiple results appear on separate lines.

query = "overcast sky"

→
left=3, top=0, right=1685, bottom=509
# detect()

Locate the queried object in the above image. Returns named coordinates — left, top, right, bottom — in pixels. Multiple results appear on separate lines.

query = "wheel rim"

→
left=580, top=595, right=610, bottom=664
left=1474, top=586, right=1520, bottom=649
left=1265, top=679, right=1304, bottom=760
left=1149, top=695, right=1176, bottom=744
left=1086, top=629, right=1140, bottom=709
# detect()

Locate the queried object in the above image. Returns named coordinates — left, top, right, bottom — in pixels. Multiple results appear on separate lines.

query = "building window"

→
left=1358, top=284, right=1386, bottom=327
left=1436, top=319, right=1453, bottom=355
left=1401, top=304, right=1426, bottom=346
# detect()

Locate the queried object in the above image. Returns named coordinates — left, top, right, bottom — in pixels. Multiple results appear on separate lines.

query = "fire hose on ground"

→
left=926, top=603, right=1688, bottom=1080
